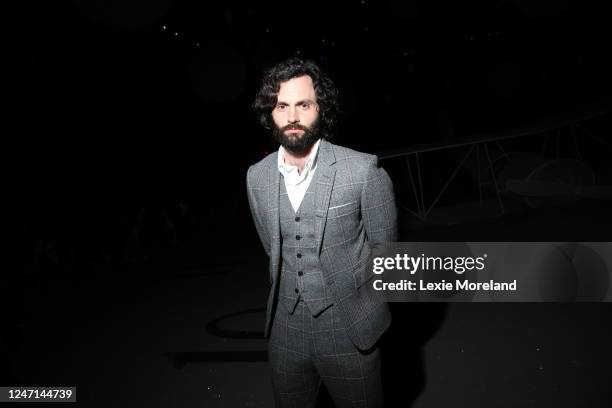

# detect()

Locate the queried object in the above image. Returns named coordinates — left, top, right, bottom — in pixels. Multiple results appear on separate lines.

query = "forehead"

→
left=276, top=75, right=317, bottom=102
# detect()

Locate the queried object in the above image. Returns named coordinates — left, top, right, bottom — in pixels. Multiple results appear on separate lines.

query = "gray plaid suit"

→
left=247, top=139, right=398, bottom=407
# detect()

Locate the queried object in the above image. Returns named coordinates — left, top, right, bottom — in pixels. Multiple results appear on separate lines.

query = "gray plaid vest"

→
left=278, top=170, right=334, bottom=316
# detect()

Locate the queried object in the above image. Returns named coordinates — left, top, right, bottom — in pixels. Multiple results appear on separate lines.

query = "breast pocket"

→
left=327, top=201, right=358, bottom=219
left=324, top=200, right=361, bottom=248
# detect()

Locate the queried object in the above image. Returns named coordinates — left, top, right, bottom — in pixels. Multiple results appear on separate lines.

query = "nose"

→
left=287, top=107, right=299, bottom=124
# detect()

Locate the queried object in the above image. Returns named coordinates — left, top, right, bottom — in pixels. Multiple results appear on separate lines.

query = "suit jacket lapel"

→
left=314, top=139, right=336, bottom=254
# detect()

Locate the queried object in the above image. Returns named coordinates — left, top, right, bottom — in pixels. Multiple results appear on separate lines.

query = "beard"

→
left=272, top=118, right=322, bottom=156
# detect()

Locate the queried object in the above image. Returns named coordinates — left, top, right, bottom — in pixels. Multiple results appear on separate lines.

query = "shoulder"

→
left=329, top=142, right=376, bottom=164
left=247, top=151, right=277, bottom=185
left=325, top=141, right=378, bottom=180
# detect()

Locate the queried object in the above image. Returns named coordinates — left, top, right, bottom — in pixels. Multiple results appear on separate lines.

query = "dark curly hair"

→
left=252, top=57, right=340, bottom=140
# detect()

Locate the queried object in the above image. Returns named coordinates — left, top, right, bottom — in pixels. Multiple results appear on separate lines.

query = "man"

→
left=247, top=57, right=398, bottom=408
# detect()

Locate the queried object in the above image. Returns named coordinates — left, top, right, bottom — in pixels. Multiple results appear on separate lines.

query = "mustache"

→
left=282, top=124, right=308, bottom=131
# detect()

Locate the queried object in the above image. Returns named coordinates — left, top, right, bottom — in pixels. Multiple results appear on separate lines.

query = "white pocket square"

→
left=328, top=202, right=356, bottom=210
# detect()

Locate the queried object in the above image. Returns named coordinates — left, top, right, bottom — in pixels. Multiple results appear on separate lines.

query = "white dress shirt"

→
left=277, top=139, right=321, bottom=213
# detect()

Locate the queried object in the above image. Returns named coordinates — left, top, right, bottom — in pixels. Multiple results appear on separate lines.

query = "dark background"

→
left=8, top=0, right=612, bottom=407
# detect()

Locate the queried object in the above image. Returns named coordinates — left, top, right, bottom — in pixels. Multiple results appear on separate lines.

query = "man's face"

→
left=271, top=75, right=321, bottom=155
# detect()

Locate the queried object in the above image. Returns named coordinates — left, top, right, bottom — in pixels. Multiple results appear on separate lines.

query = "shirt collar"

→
left=277, top=138, right=321, bottom=176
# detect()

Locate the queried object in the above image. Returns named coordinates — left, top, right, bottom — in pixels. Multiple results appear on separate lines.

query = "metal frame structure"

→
left=378, top=103, right=612, bottom=221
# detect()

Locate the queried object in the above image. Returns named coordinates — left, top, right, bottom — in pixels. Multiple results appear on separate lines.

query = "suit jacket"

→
left=246, top=139, right=398, bottom=351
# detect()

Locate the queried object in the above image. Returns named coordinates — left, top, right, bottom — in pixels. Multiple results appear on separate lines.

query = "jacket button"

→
left=294, top=288, right=299, bottom=293
left=297, top=253, right=302, bottom=258
left=295, top=216, right=300, bottom=222
left=296, top=235, right=301, bottom=240
left=298, top=271, right=303, bottom=276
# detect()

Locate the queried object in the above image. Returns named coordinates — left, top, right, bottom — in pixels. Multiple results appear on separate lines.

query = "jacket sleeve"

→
left=246, top=165, right=272, bottom=258
left=360, top=156, right=398, bottom=243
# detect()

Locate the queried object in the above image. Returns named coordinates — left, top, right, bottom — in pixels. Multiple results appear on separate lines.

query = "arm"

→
left=361, top=156, right=398, bottom=243
left=246, top=165, right=271, bottom=257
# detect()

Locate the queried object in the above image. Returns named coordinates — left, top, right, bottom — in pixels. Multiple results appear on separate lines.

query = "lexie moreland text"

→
left=373, top=279, right=518, bottom=291
left=372, top=253, right=488, bottom=275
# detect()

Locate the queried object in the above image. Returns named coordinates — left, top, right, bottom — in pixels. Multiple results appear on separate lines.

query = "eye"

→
left=275, top=104, right=287, bottom=111
left=300, top=103, right=311, bottom=110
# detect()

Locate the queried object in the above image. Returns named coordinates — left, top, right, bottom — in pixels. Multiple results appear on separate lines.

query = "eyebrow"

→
left=276, top=99, right=316, bottom=106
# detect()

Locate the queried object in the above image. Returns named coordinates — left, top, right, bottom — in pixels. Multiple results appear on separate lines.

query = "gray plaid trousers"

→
left=268, top=298, right=384, bottom=408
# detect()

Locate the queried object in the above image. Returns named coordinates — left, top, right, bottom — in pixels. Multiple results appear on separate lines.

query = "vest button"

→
left=297, top=253, right=302, bottom=258
left=295, top=216, right=300, bottom=222
left=296, top=235, right=301, bottom=240
left=298, top=271, right=303, bottom=276
left=294, top=288, right=299, bottom=293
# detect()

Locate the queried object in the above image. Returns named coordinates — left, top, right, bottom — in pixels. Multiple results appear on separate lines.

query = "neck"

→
left=283, top=142, right=317, bottom=174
